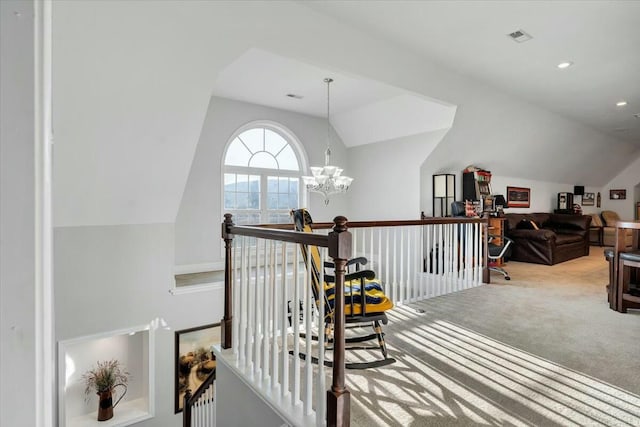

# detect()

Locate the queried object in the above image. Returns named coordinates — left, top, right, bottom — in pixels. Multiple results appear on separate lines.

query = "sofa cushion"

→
left=601, top=210, right=620, bottom=227
left=505, top=213, right=551, bottom=231
left=516, top=219, right=537, bottom=230
left=555, top=234, right=583, bottom=245
left=590, top=213, right=604, bottom=228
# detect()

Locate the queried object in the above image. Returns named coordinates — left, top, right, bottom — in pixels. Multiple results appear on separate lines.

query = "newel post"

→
left=327, top=215, right=352, bottom=427
left=482, top=219, right=490, bottom=284
left=182, top=389, right=192, bottom=427
left=221, top=213, right=234, bottom=349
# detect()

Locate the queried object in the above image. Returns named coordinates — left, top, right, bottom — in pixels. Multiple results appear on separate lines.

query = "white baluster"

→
left=292, top=247, right=300, bottom=406
left=281, top=243, right=289, bottom=398
left=316, top=248, right=326, bottom=427
left=304, top=249, right=312, bottom=415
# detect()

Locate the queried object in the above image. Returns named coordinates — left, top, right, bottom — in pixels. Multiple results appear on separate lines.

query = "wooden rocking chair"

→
left=291, top=209, right=395, bottom=369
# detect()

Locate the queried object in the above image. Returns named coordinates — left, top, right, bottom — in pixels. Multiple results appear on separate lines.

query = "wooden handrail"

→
left=182, top=370, right=216, bottom=427
left=227, top=225, right=330, bottom=247
left=248, top=216, right=487, bottom=230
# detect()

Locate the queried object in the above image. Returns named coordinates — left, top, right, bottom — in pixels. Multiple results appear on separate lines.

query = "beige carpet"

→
left=347, top=248, right=640, bottom=426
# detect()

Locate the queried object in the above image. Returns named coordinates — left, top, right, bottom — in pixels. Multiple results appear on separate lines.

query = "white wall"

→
left=349, top=129, right=449, bottom=221
left=174, top=96, right=349, bottom=267
left=0, top=1, right=37, bottom=425
left=54, top=224, right=223, bottom=426
left=601, top=154, right=640, bottom=220
left=216, top=360, right=287, bottom=427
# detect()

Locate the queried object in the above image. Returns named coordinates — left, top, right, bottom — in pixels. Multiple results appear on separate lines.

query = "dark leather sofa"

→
left=504, top=213, right=591, bottom=265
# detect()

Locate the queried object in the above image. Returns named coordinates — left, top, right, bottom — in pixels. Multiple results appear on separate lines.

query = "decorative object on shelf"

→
left=506, top=186, right=531, bottom=208
left=175, top=323, right=220, bottom=413
left=462, top=166, right=492, bottom=202
left=557, top=192, right=574, bottom=210
left=597, top=192, right=601, bottom=207
left=610, top=189, right=626, bottom=200
left=82, top=359, right=129, bottom=421
left=301, top=78, right=353, bottom=205
left=582, top=192, right=595, bottom=206
left=432, top=173, right=455, bottom=216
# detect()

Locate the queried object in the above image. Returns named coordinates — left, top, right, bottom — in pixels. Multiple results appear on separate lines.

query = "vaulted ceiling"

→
left=52, top=1, right=639, bottom=227
left=306, top=0, right=640, bottom=145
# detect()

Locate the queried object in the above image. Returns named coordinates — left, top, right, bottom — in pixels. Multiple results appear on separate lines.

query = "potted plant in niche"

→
left=82, top=359, right=129, bottom=421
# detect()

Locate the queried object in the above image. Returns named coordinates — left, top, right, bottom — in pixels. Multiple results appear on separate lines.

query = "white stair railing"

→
left=219, top=215, right=487, bottom=427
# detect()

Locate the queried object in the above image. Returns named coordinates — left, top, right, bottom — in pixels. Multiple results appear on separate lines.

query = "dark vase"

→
left=96, top=384, right=127, bottom=422
left=97, top=389, right=114, bottom=421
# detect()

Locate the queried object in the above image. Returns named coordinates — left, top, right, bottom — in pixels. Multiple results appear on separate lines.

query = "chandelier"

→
left=302, top=78, right=353, bottom=205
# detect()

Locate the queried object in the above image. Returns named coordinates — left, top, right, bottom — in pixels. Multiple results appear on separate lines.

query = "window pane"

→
left=224, top=192, right=235, bottom=209
left=289, top=193, right=298, bottom=208
left=289, top=178, right=299, bottom=193
left=236, top=175, right=249, bottom=192
left=267, top=193, right=278, bottom=210
left=249, top=175, right=260, bottom=194
left=279, top=177, right=289, bottom=192
left=224, top=139, right=251, bottom=167
left=234, top=213, right=261, bottom=225
left=249, top=192, right=259, bottom=209
left=267, top=176, right=278, bottom=193
left=278, top=194, right=289, bottom=209
left=249, top=152, right=278, bottom=169
left=224, top=173, right=236, bottom=191
left=277, top=144, right=299, bottom=171
left=268, top=212, right=291, bottom=224
left=264, top=129, right=287, bottom=155
left=236, top=193, right=249, bottom=209
left=238, top=128, right=264, bottom=153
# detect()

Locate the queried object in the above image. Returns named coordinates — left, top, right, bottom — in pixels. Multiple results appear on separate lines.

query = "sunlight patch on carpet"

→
left=347, top=306, right=640, bottom=426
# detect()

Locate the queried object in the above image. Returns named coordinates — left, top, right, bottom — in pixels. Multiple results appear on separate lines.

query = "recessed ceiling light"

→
left=616, top=101, right=628, bottom=107
left=286, top=93, right=303, bottom=99
left=557, top=61, right=573, bottom=69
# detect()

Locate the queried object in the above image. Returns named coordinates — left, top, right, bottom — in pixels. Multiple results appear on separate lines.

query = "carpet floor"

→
left=348, top=248, right=640, bottom=426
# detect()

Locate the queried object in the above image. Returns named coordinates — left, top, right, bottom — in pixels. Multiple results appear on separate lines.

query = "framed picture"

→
left=582, top=192, right=595, bottom=206
left=610, top=189, right=626, bottom=200
left=175, top=323, right=220, bottom=413
left=506, top=186, right=531, bottom=208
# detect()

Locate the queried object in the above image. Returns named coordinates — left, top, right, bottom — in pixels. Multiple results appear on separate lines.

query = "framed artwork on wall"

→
left=610, top=189, right=626, bottom=200
left=582, top=192, right=595, bottom=206
left=506, top=186, right=531, bottom=208
left=175, top=323, right=220, bottom=413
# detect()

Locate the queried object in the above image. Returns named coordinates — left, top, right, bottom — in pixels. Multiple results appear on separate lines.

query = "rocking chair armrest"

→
left=347, top=257, right=368, bottom=268
left=323, top=257, right=368, bottom=270
left=323, top=269, right=376, bottom=284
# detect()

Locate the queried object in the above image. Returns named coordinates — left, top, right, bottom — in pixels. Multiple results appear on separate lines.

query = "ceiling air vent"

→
left=634, top=113, right=640, bottom=119
left=507, top=29, right=532, bottom=43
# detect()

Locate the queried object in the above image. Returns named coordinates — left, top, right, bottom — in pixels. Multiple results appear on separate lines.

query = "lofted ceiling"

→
left=51, top=0, right=639, bottom=227
left=303, top=0, right=640, bottom=145
left=212, top=48, right=456, bottom=147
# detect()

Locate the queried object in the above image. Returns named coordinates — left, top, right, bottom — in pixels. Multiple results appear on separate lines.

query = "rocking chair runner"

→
left=291, top=209, right=395, bottom=369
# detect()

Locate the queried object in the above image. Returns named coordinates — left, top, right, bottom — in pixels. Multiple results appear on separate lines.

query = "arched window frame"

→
left=222, top=120, right=308, bottom=225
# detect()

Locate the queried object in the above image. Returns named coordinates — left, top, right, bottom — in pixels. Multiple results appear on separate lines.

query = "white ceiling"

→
left=304, top=0, right=640, bottom=144
left=212, top=48, right=456, bottom=147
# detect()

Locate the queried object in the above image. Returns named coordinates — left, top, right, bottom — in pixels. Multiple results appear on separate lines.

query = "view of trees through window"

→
left=223, top=126, right=303, bottom=225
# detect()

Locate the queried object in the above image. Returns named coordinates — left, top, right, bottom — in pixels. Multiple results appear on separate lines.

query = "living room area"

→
left=3, top=1, right=640, bottom=427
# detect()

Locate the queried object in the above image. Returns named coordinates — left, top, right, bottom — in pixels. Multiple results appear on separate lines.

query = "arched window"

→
left=223, top=124, right=306, bottom=224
